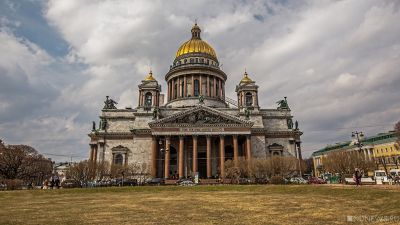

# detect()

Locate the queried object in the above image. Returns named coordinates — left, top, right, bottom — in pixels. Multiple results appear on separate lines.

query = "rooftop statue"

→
left=277, top=97, right=290, bottom=110
left=103, top=96, right=118, bottom=109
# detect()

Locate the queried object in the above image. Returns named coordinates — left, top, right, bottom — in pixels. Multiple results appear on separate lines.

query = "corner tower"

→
left=165, top=23, right=227, bottom=108
left=138, top=70, right=161, bottom=110
left=236, top=71, right=259, bottom=110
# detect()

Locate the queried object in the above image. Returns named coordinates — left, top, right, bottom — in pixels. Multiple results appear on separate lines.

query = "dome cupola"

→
left=175, top=23, right=217, bottom=60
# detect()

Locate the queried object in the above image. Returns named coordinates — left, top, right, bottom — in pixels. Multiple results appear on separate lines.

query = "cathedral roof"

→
left=175, top=23, right=217, bottom=60
left=240, top=71, right=252, bottom=84
left=144, top=70, right=156, bottom=81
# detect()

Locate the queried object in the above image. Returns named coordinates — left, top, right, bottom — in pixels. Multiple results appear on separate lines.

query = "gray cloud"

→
left=0, top=0, right=399, bottom=160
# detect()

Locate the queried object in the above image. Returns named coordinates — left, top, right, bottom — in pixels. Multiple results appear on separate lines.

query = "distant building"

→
left=312, top=131, right=400, bottom=177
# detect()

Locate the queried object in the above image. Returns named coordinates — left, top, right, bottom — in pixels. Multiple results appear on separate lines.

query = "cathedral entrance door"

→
left=198, top=152, right=207, bottom=178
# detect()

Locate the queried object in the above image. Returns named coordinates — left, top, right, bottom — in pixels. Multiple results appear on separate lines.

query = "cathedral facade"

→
left=88, top=24, right=302, bottom=179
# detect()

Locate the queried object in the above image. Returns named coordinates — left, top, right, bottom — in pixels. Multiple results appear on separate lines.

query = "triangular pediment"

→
left=149, top=105, right=253, bottom=127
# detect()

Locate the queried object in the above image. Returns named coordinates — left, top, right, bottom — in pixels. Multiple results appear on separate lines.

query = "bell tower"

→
left=235, top=71, right=259, bottom=110
left=138, top=70, right=161, bottom=110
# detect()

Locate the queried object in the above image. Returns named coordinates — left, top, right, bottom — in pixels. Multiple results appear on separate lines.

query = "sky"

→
left=0, top=0, right=399, bottom=162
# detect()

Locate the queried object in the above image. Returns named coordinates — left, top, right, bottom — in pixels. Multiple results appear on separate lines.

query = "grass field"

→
left=0, top=185, right=399, bottom=225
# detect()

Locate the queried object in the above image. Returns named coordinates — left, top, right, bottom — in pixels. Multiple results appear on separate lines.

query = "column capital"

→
left=192, top=135, right=198, bottom=139
left=179, top=135, right=185, bottom=140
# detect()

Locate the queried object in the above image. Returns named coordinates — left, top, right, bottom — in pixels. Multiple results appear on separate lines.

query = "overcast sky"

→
left=0, top=0, right=399, bottom=162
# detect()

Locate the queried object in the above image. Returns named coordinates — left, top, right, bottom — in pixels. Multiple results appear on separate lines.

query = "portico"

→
left=150, top=133, right=251, bottom=179
left=148, top=104, right=253, bottom=179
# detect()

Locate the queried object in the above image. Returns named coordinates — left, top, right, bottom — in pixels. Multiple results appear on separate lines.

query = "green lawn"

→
left=0, top=185, right=399, bottom=225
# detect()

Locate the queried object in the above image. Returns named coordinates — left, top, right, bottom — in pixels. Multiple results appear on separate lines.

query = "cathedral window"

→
left=145, top=92, right=152, bottom=106
left=114, top=154, right=123, bottom=165
left=216, top=81, right=219, bottom=97
left=174, top=83, right=178, bottom=99
left=184, top=59, right=187, bottom=64
left=195, top=58, right=198, bottom=63
left=245, top=92, right=253, bottom=106
left=181, top=81, right=184, bottom=97
left=190, top=58, right=194, bottom=63
left=194, top=79, right=200, bottom=96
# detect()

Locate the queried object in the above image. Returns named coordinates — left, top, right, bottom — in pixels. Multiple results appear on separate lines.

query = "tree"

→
left=323, top=151, right=375, bottom=183
left=0, top=143, right=52, bottom=185
left=67, top=160, right=96, bottom=187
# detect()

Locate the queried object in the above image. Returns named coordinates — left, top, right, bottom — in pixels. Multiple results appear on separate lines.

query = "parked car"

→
left=146, top=178, right=165, bottom=186
left=290, top=177, right=308, bottom=184
left=61, top=179, right=80, bottom=188
left=374, top=170, right=388, bottom=184
left=308, top=177, right=326, bottom=184
left=116, top=179, right=138, bottom=186
left=389, top=169, right=400, bottom=183
left=177, top=179, right=195, bottom=186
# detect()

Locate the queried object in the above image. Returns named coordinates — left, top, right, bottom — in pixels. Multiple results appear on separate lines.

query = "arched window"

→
left=145, top=92, right=152, bottom=106
left=216, top=81, right=219, bottom=97
left=194, top=79, right=200, bottom=96
left=114, top=154, right=123, bottom=165
left=245, top=92, right=253, bottom=106
left=181, top=81, right=184, bottom=97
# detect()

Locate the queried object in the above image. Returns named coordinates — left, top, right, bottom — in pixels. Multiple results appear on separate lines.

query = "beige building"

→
left=88, top=24, right=303, bottom=179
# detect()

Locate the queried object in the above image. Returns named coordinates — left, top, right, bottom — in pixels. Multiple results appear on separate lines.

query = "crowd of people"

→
left=42, top=175, right=61, bottom=189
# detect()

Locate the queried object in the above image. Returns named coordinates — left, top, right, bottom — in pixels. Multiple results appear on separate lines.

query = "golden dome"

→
left=175, top=23, right=217, bottom=59
left=240, top=71, right=252, bottom=83
left=144, top=70, right=156, bottom=81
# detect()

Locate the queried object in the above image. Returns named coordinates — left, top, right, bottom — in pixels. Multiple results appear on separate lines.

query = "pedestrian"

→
left=354, top=170, right=362, bottom=187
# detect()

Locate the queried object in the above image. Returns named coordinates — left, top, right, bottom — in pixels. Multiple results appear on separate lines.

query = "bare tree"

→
left=0, top=143, right=52, bottom=187
left=323, top=151, right=375, bottom=183
left=126, top=162, right=150, bottom=185
left=67, top=160, right=97, bottom=187
left=224, top=160, right=241, bottom=184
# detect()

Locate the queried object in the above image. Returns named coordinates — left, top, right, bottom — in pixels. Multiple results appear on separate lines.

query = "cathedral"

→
left=88, top=24, right=303, bottom=179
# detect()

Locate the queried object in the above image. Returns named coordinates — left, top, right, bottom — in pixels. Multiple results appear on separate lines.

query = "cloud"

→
left=1, top=0, right=400, bottom=160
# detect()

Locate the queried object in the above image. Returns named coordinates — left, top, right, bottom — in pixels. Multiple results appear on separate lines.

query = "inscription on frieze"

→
left=180, top=127, right=224, bottom=132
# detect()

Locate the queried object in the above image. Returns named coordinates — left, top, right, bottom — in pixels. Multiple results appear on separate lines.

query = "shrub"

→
left=270, top=176, right=285, bottom=184
left=4, top=179, right=23, bottom=190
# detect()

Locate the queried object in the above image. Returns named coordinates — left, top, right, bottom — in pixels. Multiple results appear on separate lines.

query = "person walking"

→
left=354, top=170, right=362, bottom=187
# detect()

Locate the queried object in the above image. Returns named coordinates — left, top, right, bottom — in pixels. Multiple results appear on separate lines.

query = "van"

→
left=374, top=170, right=388, bottom=184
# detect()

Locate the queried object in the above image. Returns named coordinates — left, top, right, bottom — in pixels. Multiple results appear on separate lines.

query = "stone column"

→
left=219, top=135, right=225, bottom=178
left=213, top=77, right=217, bottom=97
left=199, top=75, right=203, bottom=95
left=206, top=135, right=212, bottom=178
left=93, top=145, right=98, bottom=163
left=178, top=136, right=184, bottom=179
left=178, top=77, right=181, bottom=98
left=184, top=76, right=187, bottom=97
left=246, top=135, right=252, bottom=162
left=207, top=76, right=210, bottom=97
left=219, top=79, right=222, bottom=97
left=89, top=146, right=94, bottom=162
left=151, top=136, right=157, bottom=177
left=192, top=75, right=195, bottom=96
left=192, top=136, right=198, bottom=174
left=233, top=135, right=239, bottom=167
left=171, top=79, right=175, bottom=100
left=164, top=137, right=171, bottom=179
